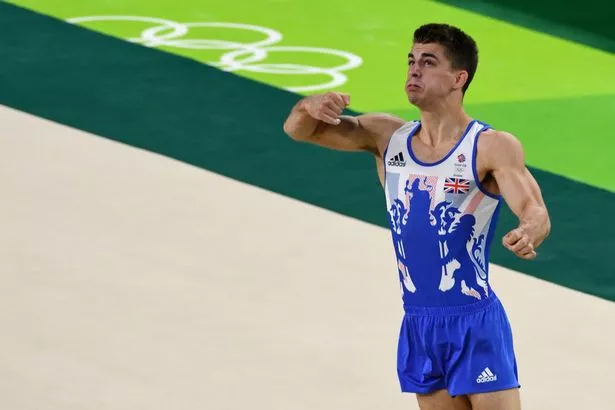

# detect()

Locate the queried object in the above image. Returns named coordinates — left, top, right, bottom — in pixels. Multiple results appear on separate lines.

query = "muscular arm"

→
left=282, top=92, right=404, bottom=156
left=482, top=131, right=551, bottom=259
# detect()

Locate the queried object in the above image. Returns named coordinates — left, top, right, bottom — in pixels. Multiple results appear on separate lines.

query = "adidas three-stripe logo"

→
left=388, top=152, right=406, bottom=167
left=476, top=367, right=498, bottom=383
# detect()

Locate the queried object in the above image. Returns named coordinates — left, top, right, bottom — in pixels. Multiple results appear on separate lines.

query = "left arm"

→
left=483, top=131, right=551, bottom=259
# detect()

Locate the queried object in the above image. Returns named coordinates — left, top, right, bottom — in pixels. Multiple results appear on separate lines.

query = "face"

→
left=405, top=42, right=466, bottom=108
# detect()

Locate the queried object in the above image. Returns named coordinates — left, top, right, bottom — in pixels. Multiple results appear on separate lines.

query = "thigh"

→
left=469, top=388, right=521, bottom=410
left=416, top=390, right=471, bottom=410
left=447, top=299, right=520, bottom=397
left=397, top=315, right=447, bottom=394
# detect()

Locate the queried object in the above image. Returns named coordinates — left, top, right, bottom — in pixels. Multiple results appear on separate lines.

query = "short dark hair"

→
left=413, top=23, right=478, bottom=93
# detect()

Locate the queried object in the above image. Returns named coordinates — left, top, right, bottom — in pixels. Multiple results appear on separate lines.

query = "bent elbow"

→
left=283, top=121, right=312, bottom=142
left=282, top=121, right=297, bottom=140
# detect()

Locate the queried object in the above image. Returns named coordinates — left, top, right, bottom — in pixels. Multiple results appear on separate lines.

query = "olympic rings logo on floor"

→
left=67, top=16, right=363, bottom=92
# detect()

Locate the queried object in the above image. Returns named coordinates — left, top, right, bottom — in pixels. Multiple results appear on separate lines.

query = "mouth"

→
left=405, top=83, right=421, bottom=92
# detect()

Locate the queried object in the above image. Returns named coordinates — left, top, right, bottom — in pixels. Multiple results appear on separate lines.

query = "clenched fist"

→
left=503, top=227, right=537, bottom=260
left=304, top=92, right=351, bottom=125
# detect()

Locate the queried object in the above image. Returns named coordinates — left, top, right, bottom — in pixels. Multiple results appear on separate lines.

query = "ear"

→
left=454, top=70, right=469, bottom=91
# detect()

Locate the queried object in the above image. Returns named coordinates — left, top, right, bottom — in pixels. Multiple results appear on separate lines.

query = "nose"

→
left=408, top=63, right=420, bottom=78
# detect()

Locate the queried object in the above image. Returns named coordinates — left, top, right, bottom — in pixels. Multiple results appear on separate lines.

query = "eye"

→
left=425, top=60, right=435, bottom=66
left=408, top=60, right=415, bottom=66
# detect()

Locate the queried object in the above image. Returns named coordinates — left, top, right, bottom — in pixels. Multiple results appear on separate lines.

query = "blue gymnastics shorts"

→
left=396, top=292, right=521, bottom=397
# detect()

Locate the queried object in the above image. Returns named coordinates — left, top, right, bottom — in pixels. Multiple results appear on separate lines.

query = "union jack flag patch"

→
left=444, top=177, right=470, bottom=194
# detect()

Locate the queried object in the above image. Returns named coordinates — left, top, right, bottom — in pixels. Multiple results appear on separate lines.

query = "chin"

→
left=407, top=94, right=421, bottom=107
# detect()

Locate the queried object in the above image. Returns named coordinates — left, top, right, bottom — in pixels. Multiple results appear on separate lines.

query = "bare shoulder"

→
left=478, top=129, right=523, bottom=151
left=355, top=112, right=407, bottom=153
left=477, top=128, right=525, bottom=170
left=356, top=112, right=406, bottom=130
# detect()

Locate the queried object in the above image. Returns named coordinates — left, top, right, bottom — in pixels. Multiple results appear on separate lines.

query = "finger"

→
left=515, top=241, right=536, bottom=258
left=518, top=249, right=537, bottom=260
left=325, top=101, right=345, bottom=116
left=330, top=92, right=350, bottom=108
left=514, top=243, right=533, bottom=256
left=503, top=229, right=521, bottom=246
left=510, top=237, right=532, bottom=253
left=317, top=109, right=341, bottom=125
left=327, top=96, right=346, bottom=112
left=321, top=107, right=342, bottom=121
left=319, top=114, right=340, bottom=125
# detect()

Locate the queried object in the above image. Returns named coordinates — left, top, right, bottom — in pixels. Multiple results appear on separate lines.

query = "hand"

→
left=304, top=92, right=350, bottom=125
left=502, top=227, right=537, bottom=260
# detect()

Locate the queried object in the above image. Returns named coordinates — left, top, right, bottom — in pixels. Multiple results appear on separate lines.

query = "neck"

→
left=417, top=95, right=472, bottom=147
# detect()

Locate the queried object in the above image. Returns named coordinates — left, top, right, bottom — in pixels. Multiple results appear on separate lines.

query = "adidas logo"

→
left=388, top=152, right=406, bottom=167
left=476, top=367, right=498, bottom=383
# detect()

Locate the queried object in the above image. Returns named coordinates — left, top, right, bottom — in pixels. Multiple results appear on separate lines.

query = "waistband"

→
left=403, top=292, right=499, bottom=316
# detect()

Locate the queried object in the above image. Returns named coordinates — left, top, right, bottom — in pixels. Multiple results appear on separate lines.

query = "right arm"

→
left=282, top=92, right=404, bottom=157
